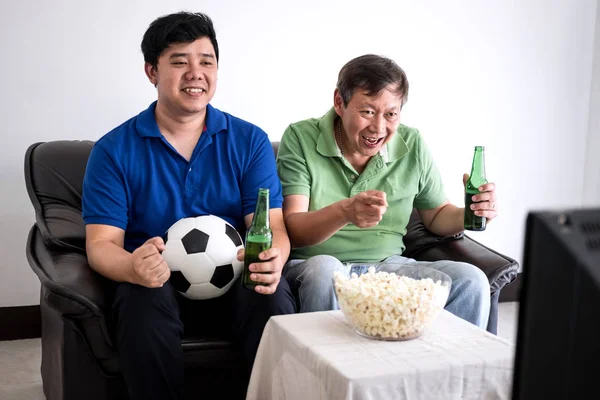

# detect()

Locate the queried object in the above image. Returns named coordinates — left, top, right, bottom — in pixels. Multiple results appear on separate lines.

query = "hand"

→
left=130, top=237, right=171, bottom=288
left=237, top=247, right=284, bottom=295
left=463, top=174, right=498, bottom=222
left=343, top=190, right=388, bottom=228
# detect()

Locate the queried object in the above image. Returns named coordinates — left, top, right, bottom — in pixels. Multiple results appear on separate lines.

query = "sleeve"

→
left=413, top=133, right=448, bottom=209
left=276, top=124, right=311, bottom=197
left=81, top=143, right=129, bottom=230
left=241, top=129, right=283, bottom=216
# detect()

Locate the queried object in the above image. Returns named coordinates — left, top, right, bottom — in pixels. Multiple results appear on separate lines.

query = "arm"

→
left=283, top=195, right=347, bottom=248
left=85, top=224, right=133, bottom=282
left=418, top=202, right=465, bottom=237
left=283, top=191, right=389, bottom=248
left=86, top=224, right=170, bottom=288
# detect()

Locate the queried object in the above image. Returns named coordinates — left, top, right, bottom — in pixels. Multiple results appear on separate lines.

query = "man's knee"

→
left=451, top=262, right=491, bottom=300
left=302, top=255, right=345, bottom=280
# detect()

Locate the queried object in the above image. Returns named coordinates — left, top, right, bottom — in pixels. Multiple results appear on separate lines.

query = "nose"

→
left=371, top=115, right=386, bottom=134
left=185, top=63, right=203, bottom=81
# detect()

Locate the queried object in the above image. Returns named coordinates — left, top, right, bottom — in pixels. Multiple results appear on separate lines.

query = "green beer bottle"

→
left=464, top=146, right=488, bottom=231
left=242, top=188, right=272, bottom=290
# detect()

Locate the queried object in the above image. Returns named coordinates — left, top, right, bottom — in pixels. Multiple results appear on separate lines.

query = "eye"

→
left=172, top=61, right=186, bottom=65
left=361, top=110, right=375, bottom=116
left=201, top=61, right=213, bottom=66
left=386, top=112, right=398, bottom=119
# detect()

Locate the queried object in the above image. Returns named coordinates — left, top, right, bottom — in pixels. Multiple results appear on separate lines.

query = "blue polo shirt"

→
left=82, top=101, right=282, bottom=253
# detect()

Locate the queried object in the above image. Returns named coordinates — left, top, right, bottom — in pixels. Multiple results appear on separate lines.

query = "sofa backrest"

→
left=25, top=141, right=94, bottom=252
left=24, top=140, right=282, bottom=252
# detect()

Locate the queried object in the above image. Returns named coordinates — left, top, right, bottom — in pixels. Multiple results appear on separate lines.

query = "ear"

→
left=144, top=62, right=158, bottom=86
left=333, top=89, right=344, bottom=116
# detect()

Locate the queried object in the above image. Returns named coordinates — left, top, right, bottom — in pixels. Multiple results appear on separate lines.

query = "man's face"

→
left=334, top=85, right=403, bottom=158
left=145, top=37, right=217, bottom=116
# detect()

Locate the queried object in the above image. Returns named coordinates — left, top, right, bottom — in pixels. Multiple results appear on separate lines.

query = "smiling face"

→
left=334, top=85, right=403, bottom=160
left=145, top=37, right=217, bottom=118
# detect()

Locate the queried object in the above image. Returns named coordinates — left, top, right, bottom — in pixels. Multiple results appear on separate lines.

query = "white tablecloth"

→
left=246, top=310, right=515, bottom=400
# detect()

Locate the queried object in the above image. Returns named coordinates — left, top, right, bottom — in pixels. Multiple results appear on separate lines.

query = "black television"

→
left=512, top=208, right=600, bottom=399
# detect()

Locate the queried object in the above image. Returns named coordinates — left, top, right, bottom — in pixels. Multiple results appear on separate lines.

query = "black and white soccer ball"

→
left=162, top=215, right=244, bottom=300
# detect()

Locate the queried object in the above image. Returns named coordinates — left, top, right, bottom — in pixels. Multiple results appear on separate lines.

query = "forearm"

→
left=427, top=204, right=465, bottom=236
left=285, top=200, right=348, bottom=248
left=87, top=241, right=135, bottom=283
left=272, top=227, right=291, bottom=263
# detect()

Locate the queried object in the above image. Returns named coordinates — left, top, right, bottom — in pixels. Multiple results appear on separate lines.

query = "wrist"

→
left=126, top=255, right=138, bottom=285
left=336, top=199, right=351, bottom=224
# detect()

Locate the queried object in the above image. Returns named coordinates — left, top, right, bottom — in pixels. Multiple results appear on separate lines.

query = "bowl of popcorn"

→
left=333, top=264, right=451, bottom=341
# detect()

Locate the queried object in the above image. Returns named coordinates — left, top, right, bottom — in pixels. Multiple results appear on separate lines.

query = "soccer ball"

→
left=162, top=215, right=244, bottom=300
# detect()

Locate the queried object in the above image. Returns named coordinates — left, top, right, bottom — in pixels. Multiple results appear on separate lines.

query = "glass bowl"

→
left=333, top=264, right=451, bottom=341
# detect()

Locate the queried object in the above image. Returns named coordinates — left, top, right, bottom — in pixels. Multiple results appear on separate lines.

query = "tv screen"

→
left=512, top=208, right=600, bottom=399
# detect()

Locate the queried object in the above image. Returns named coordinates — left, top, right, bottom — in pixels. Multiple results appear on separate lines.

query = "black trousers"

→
left=113, top=278, right=296, bottom=400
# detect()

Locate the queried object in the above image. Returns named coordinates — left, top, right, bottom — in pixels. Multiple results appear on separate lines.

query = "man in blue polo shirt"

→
left=82, top=12, right=295, bottom=400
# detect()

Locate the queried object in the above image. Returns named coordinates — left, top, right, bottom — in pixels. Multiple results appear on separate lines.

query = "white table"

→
left=247, top=310, right=515, bottom=400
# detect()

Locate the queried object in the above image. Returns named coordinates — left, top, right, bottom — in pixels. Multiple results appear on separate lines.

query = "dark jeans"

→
left=113, top=279, right=296, bottom=400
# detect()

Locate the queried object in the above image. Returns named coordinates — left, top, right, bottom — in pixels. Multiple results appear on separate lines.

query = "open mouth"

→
left=362, top=136, right=384, bottom=148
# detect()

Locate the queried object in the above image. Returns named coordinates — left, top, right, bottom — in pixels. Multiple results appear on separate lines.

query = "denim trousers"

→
left=283, top=254, right=491, bottom=329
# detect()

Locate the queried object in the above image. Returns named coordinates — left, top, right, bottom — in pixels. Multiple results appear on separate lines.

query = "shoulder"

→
left=285, top=116, right=322, bottom=139
left=91, top=120, right=136, bottom=165
left=396, top=124, right=424, bottom=145
left=210, top=106, right=273, bottom=155
left=395, top=124, right=430, bottom=156
left=280, top=115, right=325, bottom=153
left=94, top=105, right=154, bottom=157
left=212, top=106, right=268, bottom=139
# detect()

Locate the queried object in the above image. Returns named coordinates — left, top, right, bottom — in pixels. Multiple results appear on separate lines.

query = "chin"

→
left=180, top=103, right=208, bottom=114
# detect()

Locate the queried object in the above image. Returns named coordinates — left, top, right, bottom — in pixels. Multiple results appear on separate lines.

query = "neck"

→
left=155, top=101, right=207, bottom=138
left=335, top=117, right=345, bottom=156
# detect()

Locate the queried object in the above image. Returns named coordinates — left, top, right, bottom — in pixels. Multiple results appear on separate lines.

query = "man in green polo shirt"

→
left=275, top=54, right=498, bottom=329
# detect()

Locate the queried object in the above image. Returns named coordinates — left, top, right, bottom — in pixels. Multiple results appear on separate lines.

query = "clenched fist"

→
left=130, top=237, right=170, bottom=288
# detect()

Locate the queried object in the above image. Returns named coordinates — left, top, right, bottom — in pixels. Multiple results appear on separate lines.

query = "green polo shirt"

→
left=277, top=108, right=447, bottom=263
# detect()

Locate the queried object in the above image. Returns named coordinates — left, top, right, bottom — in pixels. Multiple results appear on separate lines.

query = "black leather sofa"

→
left=24, top=140, right=520, bottom=400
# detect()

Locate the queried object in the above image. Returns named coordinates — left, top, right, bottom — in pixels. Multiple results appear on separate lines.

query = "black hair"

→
left=141, top=11, right=219, bottom=68
left=336, top=54, right=409, bottom=107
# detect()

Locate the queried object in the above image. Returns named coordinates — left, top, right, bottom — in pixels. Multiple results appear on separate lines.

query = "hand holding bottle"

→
left=463, top=173, right=498, bottom=227
left=463, top=146, right=499, bottom=231
left=237, top=246, right=285, bottom=295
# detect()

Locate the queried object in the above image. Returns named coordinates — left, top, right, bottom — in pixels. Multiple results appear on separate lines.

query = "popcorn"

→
left=334, top=267, right=449, bottom=339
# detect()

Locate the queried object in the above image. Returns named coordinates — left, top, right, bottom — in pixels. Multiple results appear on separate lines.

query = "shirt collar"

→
left=316, top=108, right=340, bottom=157
left=315, top=107, right=410, bottom=162
left=136, top=101, right=227, bottom=138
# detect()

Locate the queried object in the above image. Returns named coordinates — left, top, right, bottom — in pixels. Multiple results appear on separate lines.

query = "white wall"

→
left=1, top=0, right=597, bottom=306
left=584, top=2, right=600, bottom=206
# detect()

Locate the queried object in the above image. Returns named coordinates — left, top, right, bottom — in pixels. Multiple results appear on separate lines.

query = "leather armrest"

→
left=26, top=224, right=114, bottom=319
left=407, top=234, right=519, bottom=294
left=403, top=209, right=519, bottom=293
left=27, top=224, right=120, bottom=370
